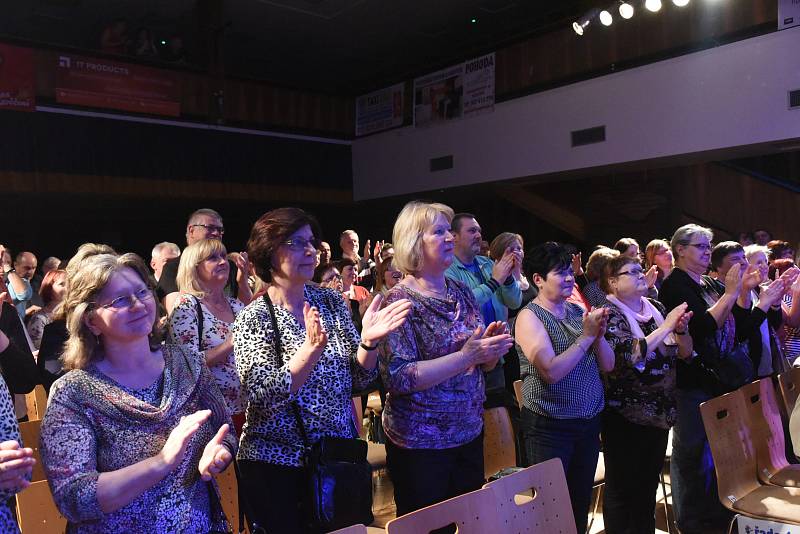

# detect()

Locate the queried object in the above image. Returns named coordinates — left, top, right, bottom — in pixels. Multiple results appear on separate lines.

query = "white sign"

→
left=738, top=516, right=798, bottom=534
left=413, top=53, right=495, bottom=127
left=355, top=83, right=404, bottom=137
left=778, top=0, right=800, bottom=30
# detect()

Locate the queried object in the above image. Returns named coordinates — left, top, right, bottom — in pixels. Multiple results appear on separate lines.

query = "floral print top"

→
left=40, top=345, right=236, bottom=533
left=168, top=294, right=245, bottom=415
left=602, top=299, right=679, bottom=429
left=232, top=285, right=376, bottom=467
left=379, top=278, right=485, bottom=450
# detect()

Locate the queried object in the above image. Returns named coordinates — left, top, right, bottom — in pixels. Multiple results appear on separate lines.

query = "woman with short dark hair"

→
left=514, top=241, right=615, bottom=533
left=233, top=207, right=411, bottom=533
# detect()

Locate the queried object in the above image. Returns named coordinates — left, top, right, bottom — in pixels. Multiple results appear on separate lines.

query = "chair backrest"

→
left=700, top=390, right=761, bottom=508
left=19, top=419, right=45, bottom=482
left=385, top=487, right=500, bottom=534
left=483, top=457, right=577, bottom=534
left=513, top=380, right=523, bottom=410
left=740, top=379, right=790, bottom=482
left=24, top=385, right=48, bottom=421
left=215, top=464, right=240, bottom=534
left=329, top=524, right=368, bottom=534
left=16, top=479, right=67, bottom=534
left=483, top=406, right=516, bottom=479
left=778, top=367, right=800, bottom=415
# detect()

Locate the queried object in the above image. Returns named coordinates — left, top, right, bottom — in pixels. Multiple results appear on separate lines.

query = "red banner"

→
left=55, top=54, right=181, bottom=117
left=0, top=44, right=35, bottom=111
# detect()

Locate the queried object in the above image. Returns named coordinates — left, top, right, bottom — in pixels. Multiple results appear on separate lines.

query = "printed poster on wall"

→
left=55, top=54, right=181, bottom=117
left=356, top=83, right=404, bottom=136
left=413, top=52, right=494, bottom=127
left=0, top=44, right=35, bottom=111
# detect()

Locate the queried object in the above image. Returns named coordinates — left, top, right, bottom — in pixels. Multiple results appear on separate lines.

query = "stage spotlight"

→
left=618, top=1, right=634, bottom=19
left=573, top=8, right=601, bottom=35
left=599, top=10, right=613, bottom=26
left=672, top=0, right=690, bottom=6
left=645, top=0, right=662, bottom=12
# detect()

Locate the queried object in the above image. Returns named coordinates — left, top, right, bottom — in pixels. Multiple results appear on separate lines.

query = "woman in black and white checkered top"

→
left=513, top=241, right=614, bottom=534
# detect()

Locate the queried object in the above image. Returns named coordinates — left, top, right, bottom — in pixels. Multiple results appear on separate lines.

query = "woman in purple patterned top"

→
left=379, top=201, right=513, bottom=519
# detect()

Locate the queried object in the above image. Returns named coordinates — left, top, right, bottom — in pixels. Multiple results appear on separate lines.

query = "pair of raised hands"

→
left=492, top=248, right=523, bottom=284
left=302, top=294, right=413, bottom=352
left=159, top=409, right=231, bottom=481
left=461, top=321, right=514, bottom=371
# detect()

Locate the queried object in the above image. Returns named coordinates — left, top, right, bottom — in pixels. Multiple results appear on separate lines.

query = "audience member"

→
left=658, top=227, right=752, bottom=532
left=100, top=18, right=129, bottom=55
left=313, top=262, right=344, bottom=293
left=6, top=252, right=38, bottom=320
left=40, top=252, right=236, bottom=531
left=767, top=239, right=795, bottom=262
left=41, top=256, right=61, bottom=276
left=157, top=208, right=252, bottom=311
left=168, top=239, right=245, bottom=427
left=373, top=253, right=402, bottom=299
left=743, top=244, right=796, bottom=377
left=339, top=257, right=371, bottom=323
left=489, top=232, right=533, bottom=312
left=317, top=240, right=332, bottom=266
left=130, top=27, right=159, bottom=58
left=0, top=278, right=38, bottom=400
left=613, top=237, right=641, bottom=260
left=644, top=238, right=674, bottom=291
left=581, top=247, right=618, bottom=308
left=599, top=253, right=693, bottom=534
left=26, top=269, right=66, bottom=350
left=150, top=242, right=180, bottom=282
left=233, top=207, right=410, bottom=532
left=0, top=246, right=11, bottom=274
left=340, top=230, right=375, bottom=289
left=380, top=201, right=512, bottom=519
left=753, top=228, right=773, bottom=246
left=0, top=373, right=34, bottom=533
left=738, top=232, right=755, bottom=246
left=446, top=214, right=521, bottom=398
left=513, top=241, right=614, bottom=533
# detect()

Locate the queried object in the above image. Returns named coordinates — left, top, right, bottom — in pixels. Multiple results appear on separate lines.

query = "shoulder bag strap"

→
left=261, top=293, right=311, bottom=452
left=194, top=296, right=205, bottom=351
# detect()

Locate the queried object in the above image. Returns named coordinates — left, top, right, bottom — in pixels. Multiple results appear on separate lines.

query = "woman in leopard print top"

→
left=233, top=208, right=410, bottom=533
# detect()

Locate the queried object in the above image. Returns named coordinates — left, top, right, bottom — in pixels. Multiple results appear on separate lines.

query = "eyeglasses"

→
left=282, top=237, right=322, bottom=251
left=322, top=273, right=343, bottom=283
left=93, top=287, right=154, bottom=310
left=616, top=268, right=645, bottom=278
left=687, top=243, right=712, bottom=252
left=191, top=223, right=225, bottom=235
left=390, top=271, right=403, bottom=279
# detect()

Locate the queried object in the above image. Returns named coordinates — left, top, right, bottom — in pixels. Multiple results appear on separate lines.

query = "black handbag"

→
left=699, top=336, right=754, bottom=395
left=263, top=293, right=374, bottom=533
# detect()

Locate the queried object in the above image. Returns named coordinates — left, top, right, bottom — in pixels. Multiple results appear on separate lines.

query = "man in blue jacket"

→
left=445, top=213, right=522, bottom=398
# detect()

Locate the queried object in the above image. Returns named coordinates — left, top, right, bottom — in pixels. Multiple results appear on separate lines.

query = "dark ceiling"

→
left=0, top=0, right=591, bottom=94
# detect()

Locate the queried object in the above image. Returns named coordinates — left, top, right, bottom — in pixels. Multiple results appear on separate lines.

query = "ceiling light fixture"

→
left=618, top=1, right=634, bottom=19
left=599, top=10, right=613, bottom=26
left=572, top=8, right=601, bottom=36
left=645, top=0, right=662, bottom=12
left=672, top=0, right=690, bottom=6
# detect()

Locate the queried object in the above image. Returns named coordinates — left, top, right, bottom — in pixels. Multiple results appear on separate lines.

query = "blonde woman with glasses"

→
left=168, top=239, right=246, bottom=430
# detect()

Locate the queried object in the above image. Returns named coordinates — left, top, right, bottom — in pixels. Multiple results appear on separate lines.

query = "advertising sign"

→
left=0, top=44, right=35, bottom=111
left=356, top=83, right=404, bottom=136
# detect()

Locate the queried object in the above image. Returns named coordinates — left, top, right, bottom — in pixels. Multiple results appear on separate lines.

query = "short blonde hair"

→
left=177, top=239, right=228, bottom=298
left=62, top=253, right=159, bottom=371
left=392, top=201, right=454, bottom=275
left=744, top=244, right=769, bottom=262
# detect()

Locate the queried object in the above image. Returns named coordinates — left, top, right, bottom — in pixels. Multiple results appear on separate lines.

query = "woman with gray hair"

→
left=658, top=224, right=753, bottom=533
left=40, top=251, right=236, bottom=532
left=379, top=200, right=514, bottom=518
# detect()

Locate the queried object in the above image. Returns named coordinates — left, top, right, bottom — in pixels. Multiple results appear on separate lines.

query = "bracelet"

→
left=359, top=341, right=378, bottom=351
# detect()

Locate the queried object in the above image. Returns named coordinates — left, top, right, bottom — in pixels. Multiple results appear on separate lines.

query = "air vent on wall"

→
left=571, top=126, right=606, bottom=147
left=789, top=89, right=800, bottom=109
left=430, top=155, right=453, bottom=172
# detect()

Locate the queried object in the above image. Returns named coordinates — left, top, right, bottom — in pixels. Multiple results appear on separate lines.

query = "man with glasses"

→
left=157, top=208, right=252, bottom=311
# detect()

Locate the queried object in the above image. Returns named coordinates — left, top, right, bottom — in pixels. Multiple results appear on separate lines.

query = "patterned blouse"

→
left=602, top=300, right=678, bottom=429
left=168, top=294, right=245, bottom=415
left=26, top=309, right=54, bottom=350
left=0, top=374, right=24, bottom=533
left=40, top=345, right=236, bottom=533
left=379, top=278, right=485, bottom=450
left=517, top=302, right=605, bottom=420
left=232, top=284, right=376, bottom=467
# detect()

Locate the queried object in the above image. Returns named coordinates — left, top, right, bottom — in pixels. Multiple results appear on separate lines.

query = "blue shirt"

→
left=464, top=260, right=497, bottom=326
